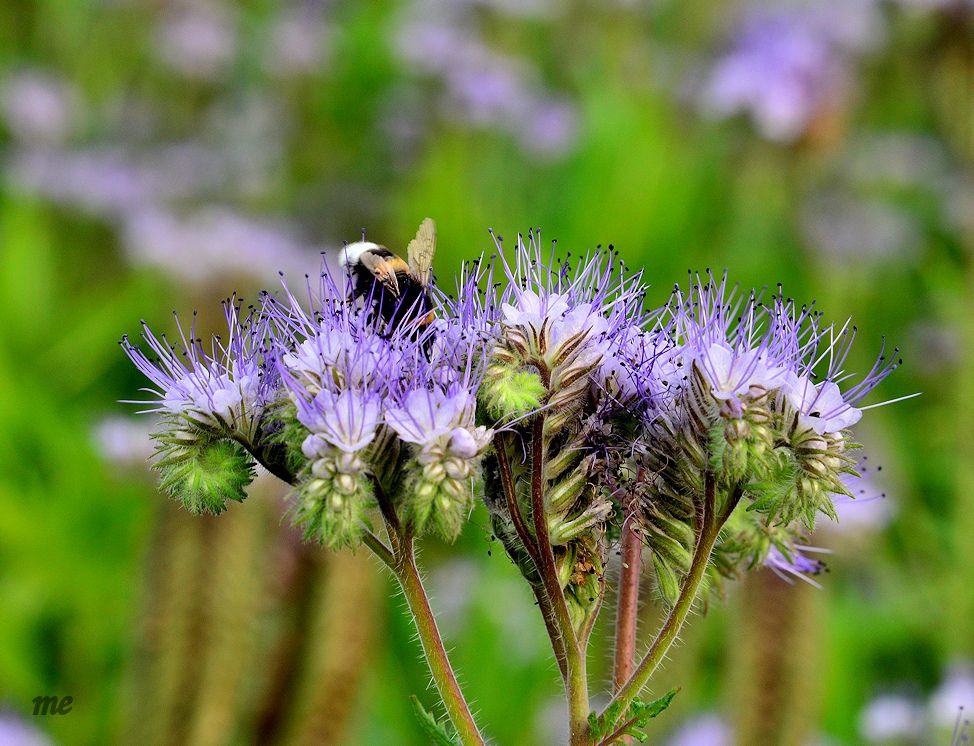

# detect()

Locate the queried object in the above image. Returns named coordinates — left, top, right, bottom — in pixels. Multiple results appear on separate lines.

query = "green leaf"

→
left=410, top=696, right=460, bottom=746
left=591, top=689, right=680, bottom=744
left=629, top=688, right=679, bottom=725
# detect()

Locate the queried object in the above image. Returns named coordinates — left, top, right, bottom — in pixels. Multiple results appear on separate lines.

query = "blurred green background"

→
left=0, top=0, right=972, bottom=744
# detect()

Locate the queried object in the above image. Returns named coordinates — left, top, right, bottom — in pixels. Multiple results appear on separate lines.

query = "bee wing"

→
left=360, top=251, right=401, bottom=297
left=406, top=217, right=436, bottom=287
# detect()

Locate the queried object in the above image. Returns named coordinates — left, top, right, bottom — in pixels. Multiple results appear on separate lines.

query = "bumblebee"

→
left=339, top=218, right=436, bottom=333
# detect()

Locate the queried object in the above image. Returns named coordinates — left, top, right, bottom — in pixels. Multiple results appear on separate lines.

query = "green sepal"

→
left=154, top=432, right=256, bottom=515
left=260, top=396, right=310, bottom=477
left=409, top=696, right=460, bottom=746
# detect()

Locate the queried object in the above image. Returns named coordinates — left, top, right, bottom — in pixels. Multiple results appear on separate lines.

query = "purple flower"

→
left=0, top=69, right=81, bottom=145
left=263, top=10, right=333, bottom=77
left=700, top=2, right=881, bottom=143
left=297, top=388, right=381, bottom=458
left=824, top=458, right=893, bottom=533
left=665, top=714, right=731, bottom=746
left=387, top=388, right=491, bottom=456
left=93, top=415, right=156, bottom=465
left=495, top=230, right=648, bottom=386
left=154, top=4, right=238, bottom=80
left=0, top=711, right=52, bottom=746
left=931, top=664, right=974, bottom=730
left=394, top=10, right=580, bottom=159
left=121, top=298, right=267, bottom=439
left=667, top=273, right=899, bottom=438
left=764, top=543, right=830, bottom=587
left=858, top=693, right=925, bottom=743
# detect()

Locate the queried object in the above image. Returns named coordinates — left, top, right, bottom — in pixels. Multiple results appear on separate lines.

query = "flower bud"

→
left=481, top=366, right=546, bottom=420
left=403, top=466, right=475, bottom=542
left=153, top=426, right=256, bottom=515
left=290, top=458, right=374, bottom=548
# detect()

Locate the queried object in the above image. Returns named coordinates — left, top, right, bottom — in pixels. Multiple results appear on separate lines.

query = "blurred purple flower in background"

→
left=859, top=693, right=926, bottom=743
left=665, top=713, right=731, bottom=746
left=0, top=711, right=51, bottom=746
left=122, top=207, right=325, bottom=283
left=800, top=193, right=922, bottom=265
left=93, top=415, right=157, bottom=465
left=844, top=132, right=950, bottom=193
left=263, top=9, right=333, bottom=76
left=930, top=664, right=974, bottom=730
left=154, top=1, right=239, bottom=80
left=825, top=461, right=894, bottom=535
left=701, top=0, right=883, bottom=143
left=0, top=69, right=81, bottom=145
left=394, top=0, right=579, bottom=158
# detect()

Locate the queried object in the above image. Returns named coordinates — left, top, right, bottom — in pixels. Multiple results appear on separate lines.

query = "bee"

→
left=339, top=218, right=436, bottom=332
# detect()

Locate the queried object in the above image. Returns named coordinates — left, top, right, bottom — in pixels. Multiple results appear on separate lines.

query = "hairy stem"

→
left=598, top=474, right=741, bottom=733
left=395, top=536, right=486, bottom=746
left=611, top=505, right=642, bottom=746
left=613, top=507, right=642, bottom=694
left=361, top=530, right=395, bottom=569
left=494, top=433, right=569, bottom=681
left=529, top=417, right=589, bottom=745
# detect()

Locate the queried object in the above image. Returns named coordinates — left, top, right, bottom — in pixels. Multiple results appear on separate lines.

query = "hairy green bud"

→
left=153, top=427, right=256, bottom=515
left=481, top=364, right=546, bottom=421
left=403, top=462, right=477, bottom=542
left=290, top=456, right=374, bottom=548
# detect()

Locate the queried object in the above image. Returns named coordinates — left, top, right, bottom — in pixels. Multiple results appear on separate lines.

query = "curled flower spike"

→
left=386, top=386, right=493, bottom=540
left=483, top=230, right=651, bottom=424
left=286, top=386, right=382, bottom=547
left=637, top=272, right=905, bottom=604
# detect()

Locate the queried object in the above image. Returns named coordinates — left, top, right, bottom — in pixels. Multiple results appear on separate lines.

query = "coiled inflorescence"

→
left=122, top=236, right=901, bottom=597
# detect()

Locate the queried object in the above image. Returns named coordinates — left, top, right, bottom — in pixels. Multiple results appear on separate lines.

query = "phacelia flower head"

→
left=636, top=272, right=904, bottom=603
left=483, top=229, right=650, bottom=426
left=258, top=252, right=496, bottom=545
left=122, top=297, right=267, bottom=437
left=120, top=297, right=268, bottom=513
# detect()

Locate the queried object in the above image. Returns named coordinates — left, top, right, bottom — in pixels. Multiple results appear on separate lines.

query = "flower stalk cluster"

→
left=123, top=228, right=903, bottom=746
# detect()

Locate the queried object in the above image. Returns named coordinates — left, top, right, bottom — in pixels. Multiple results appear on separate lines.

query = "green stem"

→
left=598, top=474, right=740, bottom=733
left=362, top=530, right=395, bottom=569
left=567, top=646, right=591, bottom=746
left=494, top=432, right=570, bottom=681
left=395, top=536, right=486, bottom=746
left=528, top=416, right=589, bottom=745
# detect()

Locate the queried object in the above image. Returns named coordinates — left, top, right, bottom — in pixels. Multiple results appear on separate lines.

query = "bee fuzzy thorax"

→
left=340, top=241, right=382, bottom=269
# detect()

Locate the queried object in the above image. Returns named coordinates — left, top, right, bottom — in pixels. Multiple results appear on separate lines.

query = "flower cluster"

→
left=632, top=273, right=899, bottom=602
left=122, top=233, right=900, bottom=601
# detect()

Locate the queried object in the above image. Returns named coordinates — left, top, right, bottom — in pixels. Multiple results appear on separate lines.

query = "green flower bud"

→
left=653, top=552, right=681, bottom=607
left=546, top=465, right=589, bottom=516
left=290, top=462, right=374, bottom=548
left=548, top=498, right=613, bottom=545
left=403, top=465, right=477, bottom=542
left=481, top=366, right=546, bottom=420
left=153, top=426, right=256, bottom=515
